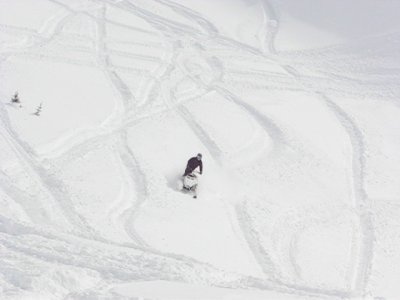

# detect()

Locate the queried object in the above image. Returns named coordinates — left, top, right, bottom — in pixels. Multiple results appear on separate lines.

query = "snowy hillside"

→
left=1, top=0, right=400, bottom=299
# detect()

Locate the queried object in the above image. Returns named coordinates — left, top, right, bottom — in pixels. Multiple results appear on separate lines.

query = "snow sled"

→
left=180, top=172, right=199, bottom=198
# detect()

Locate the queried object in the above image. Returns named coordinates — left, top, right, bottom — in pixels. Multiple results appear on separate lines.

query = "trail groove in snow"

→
left=257, top=1, right=376, bottom=295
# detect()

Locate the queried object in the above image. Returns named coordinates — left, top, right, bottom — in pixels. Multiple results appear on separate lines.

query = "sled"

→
left=179, top=172, right=199, bottom=198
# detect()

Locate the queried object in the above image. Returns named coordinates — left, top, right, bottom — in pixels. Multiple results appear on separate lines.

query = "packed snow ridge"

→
left=1, top=0, right=400, bottom=299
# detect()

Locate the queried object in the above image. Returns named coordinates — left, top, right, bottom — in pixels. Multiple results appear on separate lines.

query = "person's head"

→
left=196, top=153, right=202, bottom=160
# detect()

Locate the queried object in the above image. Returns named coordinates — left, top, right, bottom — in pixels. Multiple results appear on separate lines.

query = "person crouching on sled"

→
left=183, top=153, right=203, bottom=198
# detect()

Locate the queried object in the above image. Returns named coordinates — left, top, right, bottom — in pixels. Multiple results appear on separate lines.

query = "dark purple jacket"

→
left=184, top=157, right=203, bottom=175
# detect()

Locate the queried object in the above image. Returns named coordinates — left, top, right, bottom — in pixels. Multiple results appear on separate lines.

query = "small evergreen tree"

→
left=34, top=103, right=42, bottom=116
left=11, top=92, right=20, bottom=104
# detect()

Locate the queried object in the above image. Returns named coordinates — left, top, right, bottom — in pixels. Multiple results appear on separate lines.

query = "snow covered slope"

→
left=1, top=0, right=400, bottom=299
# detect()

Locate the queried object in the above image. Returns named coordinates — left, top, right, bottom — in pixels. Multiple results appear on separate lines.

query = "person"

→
left=183, top=153, right=203, bottom=176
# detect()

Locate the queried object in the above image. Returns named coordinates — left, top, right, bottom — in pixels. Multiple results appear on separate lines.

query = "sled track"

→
left=102, top=0, right=205, bottom=38
left=258, top=2, right=376, bottom=295
left=176, top=104, right=223, bottom=161
left=234, top=201, right=281, bottom=279
left=318, top=93, right=375, bottom=294
left=0, top=169, right=48, bottom=226
left=153, top=0, right=219, bottom=36
left=259, top=0, right=279, bottom=54
left=213, top=85, right=285, bottom=146
left=117, top=133, right=150, bottom=248
left=94, top=5, right=153, bottom=248
left=96, top=5, right=133, bottom=112
left=0, top=104, right=95, bottom=235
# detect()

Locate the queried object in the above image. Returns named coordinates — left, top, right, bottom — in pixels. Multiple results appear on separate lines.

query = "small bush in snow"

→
left=34, top=103, right=42, bottom=116
left=11, top=92, right=21, bottom=104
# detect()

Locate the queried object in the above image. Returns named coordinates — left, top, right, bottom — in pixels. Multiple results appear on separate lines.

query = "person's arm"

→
left=199, top=161, right=203, bottom=174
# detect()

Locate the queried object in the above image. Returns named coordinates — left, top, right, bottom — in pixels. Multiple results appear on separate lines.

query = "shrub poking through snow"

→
left=34, top=103, right=42, bottom=116
left=11, top=92, right=20, bottom=104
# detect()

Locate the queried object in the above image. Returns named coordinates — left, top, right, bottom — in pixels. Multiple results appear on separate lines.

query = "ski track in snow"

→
left=234, top=201, right=281, bottom=279
left=0, top=0, right=397, bottom=298
left=117, top=133, right=150, bottom=248
left=0, top=103, right=94, bottom=236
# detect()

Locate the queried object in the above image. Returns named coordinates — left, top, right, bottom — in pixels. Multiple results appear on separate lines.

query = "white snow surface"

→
left=1, top=0, right=400, bottom=299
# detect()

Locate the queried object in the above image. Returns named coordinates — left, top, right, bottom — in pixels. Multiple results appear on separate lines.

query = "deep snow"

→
left=1, top=0, right=400, bottom=299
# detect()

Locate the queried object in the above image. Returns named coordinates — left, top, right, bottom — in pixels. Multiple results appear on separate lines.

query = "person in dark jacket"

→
left=183, top=153, right=203, bottom=176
